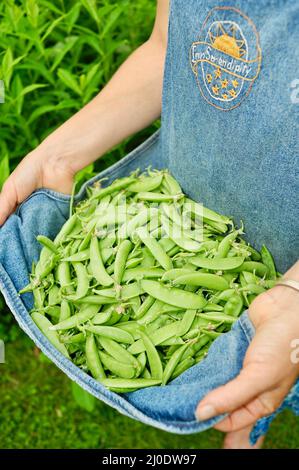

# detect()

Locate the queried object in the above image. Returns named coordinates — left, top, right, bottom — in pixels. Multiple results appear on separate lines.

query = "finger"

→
left=0, top=180, right=18, bottom=226
left=196, top=364, right=274, bottom=421
left=214, top=387, right=286, bottom=432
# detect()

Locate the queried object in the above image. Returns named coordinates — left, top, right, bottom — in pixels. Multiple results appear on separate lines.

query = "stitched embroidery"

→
left=190, top=7, right=262, bottom=111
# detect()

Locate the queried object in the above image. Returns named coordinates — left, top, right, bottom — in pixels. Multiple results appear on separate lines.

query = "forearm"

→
left=35, top=38, right=166, bottom=174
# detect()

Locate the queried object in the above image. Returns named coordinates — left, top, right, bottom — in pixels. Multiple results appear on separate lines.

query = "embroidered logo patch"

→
left=190, top=7, right=262, bottom=111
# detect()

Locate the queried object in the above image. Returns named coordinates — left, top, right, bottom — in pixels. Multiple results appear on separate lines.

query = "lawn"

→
left=0, top=330, right=298, bottom=449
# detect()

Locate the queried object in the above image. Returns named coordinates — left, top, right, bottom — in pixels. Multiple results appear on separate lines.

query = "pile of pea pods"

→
left=21, top=169, right=278, bottom=393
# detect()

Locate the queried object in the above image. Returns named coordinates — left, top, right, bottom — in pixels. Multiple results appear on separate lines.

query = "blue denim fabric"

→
left=0, top=132, right=298, bottom=444
left=0, top=0, right=298, bottom=445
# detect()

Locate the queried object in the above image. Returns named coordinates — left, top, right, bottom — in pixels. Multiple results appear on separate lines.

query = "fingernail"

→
left=196, top=404, right=216, bottom=421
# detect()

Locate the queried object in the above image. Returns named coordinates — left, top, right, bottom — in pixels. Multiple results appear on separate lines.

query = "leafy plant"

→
left=0, top=0, right=156, bottom=177
left=0, top=0, right=157, bottom=320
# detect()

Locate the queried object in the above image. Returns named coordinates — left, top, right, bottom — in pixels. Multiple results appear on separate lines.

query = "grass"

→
left=0, top=333, right=298, bottom=449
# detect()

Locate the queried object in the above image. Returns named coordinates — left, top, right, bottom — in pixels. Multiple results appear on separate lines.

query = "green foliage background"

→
left=0, top=0, right=298, bottom=450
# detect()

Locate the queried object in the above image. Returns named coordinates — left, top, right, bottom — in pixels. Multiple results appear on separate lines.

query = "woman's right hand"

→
left=0, top=150, right=74, bottom=226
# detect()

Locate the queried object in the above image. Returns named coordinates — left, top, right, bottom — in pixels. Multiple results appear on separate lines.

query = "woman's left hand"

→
left=196, top=275, right=299, bottom=431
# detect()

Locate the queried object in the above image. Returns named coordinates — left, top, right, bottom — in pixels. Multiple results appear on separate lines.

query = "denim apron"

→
left=0, top=0, right=298, bottom=444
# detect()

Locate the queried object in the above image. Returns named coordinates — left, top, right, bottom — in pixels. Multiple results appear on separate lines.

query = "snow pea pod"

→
left=223, top=294, right=243, bottom=317
left=171, top=357, right=195, bottom=380
left=90, top=176, right=136, bottom=201
left=136, top=192, right=184, bottom=203
left=136, top=226, right=173, bottom=271
left=86, top=334, right=106, bottom=380
left=101, top=378, right=161, bottom=390
left=99, top=351, right=136, bottom=379
left=141, top=280, right=206, bottom=310
left=31, top=312, right=69, bottom=358
left=122, top=267, right=164, bottom=283
left=90, top=236, right=114, bottom=286
left=190, top=256, right=245, bottom=271
left=84, top=325, right=134, bottom=343
left=162, top=343, right=190, bottom=385
left=66, top=262, right=89, bottom=300
left=139, top=329, right=163, bottom=380
left=51, top=304, right=99, bottom=330
left=99, top=337, right=140, bottom=369
left=173, top=273, right=229, bottom=291
left=127, top=173, right=163, bottom=193
left=198, top=313, right=236, bottom=324
left=261, top=245, right=277, bottom=280
left=114, top=239, right=132, bottom=284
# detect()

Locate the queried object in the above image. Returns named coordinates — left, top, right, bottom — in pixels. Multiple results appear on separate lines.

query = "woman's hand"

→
left=196, top=270, right=299, bottom=431
left=0, top=150, right=74, bottom=226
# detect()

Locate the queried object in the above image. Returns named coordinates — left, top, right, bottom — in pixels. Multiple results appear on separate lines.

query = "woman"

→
left=0, top=0, right=298, bottom=449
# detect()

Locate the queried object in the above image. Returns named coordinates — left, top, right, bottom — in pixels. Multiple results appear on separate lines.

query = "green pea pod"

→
left=202, top=303, right=223, bottom=312
left=141, top=280, right=206, bottom=310
left=128, top=173, right=163, bottom=192
left=90, top=236, right=114, bottom=286
left=84, top=325, right=134, bottom=343
left=66, top=262, right=89, bottom=300
left=223, top=294, right=243, bottom=317
left=163, top=172, right=182, bottom=195
left=114, top=239, right=133, bottom=284
left=62, top=250, right=90, bottom=262
left=177, top=309, right=197, bottom=336
left=190, top=256, right=245, bottom=271
left=101, top=378, right=162, bottom=390
left=99, top=337, right=141, bottom=373
left=92, top=309, right=113, bottom=325
left=136, top=226, right=173, bottom=271
left=36, top=235, right=58, bottom=254
left=59, top=299, right=71, bottom=322
left=99, top=351, right=136, bottom=379
left=136, top=192, right=184, bottom=203
left=171, top=357, right=195, bottom=380
left=128, top=321, right=182, bottom=354
left=139, top=329, right=163, bottom=380
left=75, top=295, right=117, bottom=305
left=90, top=176, right=137, bottom=201
left=215, top=230, right=240, bottom=258
left=31, top=312, right=69, bottom=358
left=51, top=304, right=99, bottom=330
left=173, top=273, right=229, bottom=291
left=231, top=261, right=268, bottom=277
left=118, top=208, right=159, bottom=239
left=162, top=343, right=190, bottom=385
left=54, top=214, right=78, bottom=245
left=261, top=245, right=277, bottom=280
left=122, top=267, right=164, bottom=283
left=135, top=295, right=155, bottom=320
left=198, top=313, right=236, bottom=324
left=86, top=334, right=106, bottom=380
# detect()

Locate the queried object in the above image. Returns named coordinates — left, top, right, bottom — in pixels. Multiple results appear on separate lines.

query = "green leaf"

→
left=71, top=382, right=96, bottom=412
left=11, top=74, right=24, bottom=115
left=26, top=0, right=39, bottom=28
left=57, top=68, right=82, bottom=96
left=80, top=0, right=100, bottom=25
left=2, top=48, right=13, bottom=88
left=99, top=6, right=123, bottom=39
left=50, top=36, right=79, bottom=72
left=0, top=154, right=10, bottom=189
left=65, top=4, right=81, bottom=34
left=16, top=83, right=48, bottom=99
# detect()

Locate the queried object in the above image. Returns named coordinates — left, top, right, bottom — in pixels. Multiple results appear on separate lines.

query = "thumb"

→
left=0, top=179, right=18, bottom=226
left=195, top=364, right=273, bottom=421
